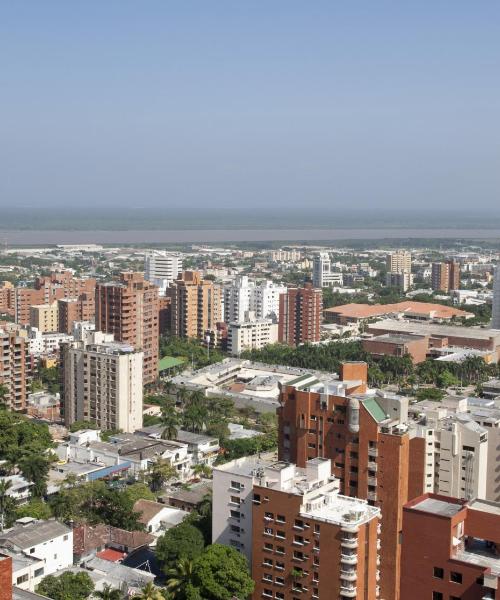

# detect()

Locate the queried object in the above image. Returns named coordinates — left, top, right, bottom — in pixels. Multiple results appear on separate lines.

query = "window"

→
left=29, top=548, right=35, bottom=554
left=450, top=572, right=462, bottom=584
left=230, top=495, right=241, bottom=505
left=275, top=561, right=285, bottom=570
left=16, top=574, right=29, bottom=584
left=264, top=527, right=274, bottom=536
left=265, top=512, right=274, bottom=520
left=432, top=593, right=443, bottom=600
left=276, top=530, right=286, bottom=539
left=275, top=576, right=285, bottom=585
left=34, top=568, right=44, bottom=578
left=433, top=567, right=444, bottom=579
left=264, top=543, right=273, bottom=551
left=276, top=514, right=286, bottom=523
left=450, top=596, right=460, bottom=600
left=230, top=480, right=242, bottom=490
left=276, top=546, right=285, bottom=554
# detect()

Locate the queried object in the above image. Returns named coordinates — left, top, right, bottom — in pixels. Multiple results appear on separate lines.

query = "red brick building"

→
left=0, top=554, right=12, bottom=600
left=278, top=362, right=425, bottom=600
left=362, top=333, right=429, bottom=364
left=57, top=293, right=95, bottom=334
left=401, top=494, right=500, bottom=600
left=251, top=458, right=381, bottom=600
left=96, top=272, right=159, bottom=384
left=278, top=283, right=322, bottom=346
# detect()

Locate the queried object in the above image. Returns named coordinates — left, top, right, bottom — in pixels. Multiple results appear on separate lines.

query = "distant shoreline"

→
left=1, top=228, right=499, bottom=245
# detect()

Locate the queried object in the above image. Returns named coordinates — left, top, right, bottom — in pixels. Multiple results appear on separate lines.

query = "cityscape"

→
left=1, top=2, right=500, bottom=600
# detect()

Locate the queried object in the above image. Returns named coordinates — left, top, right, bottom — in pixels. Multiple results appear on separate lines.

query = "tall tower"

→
left=96, top=272, right=159, bottom=384
left=278, top=283, right=322, bottom=346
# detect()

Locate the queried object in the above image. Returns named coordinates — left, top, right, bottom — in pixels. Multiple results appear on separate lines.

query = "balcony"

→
left=367, top=476, right=377, bottom=486
left=341, top=537, right=359, bottom=550
left=340, top=569, right=357, bottom=582
left=368, top=461, right=378, bottom=471
left=367, top=491, right=377, bottom=501
left=340, top=554, right=358, bottom=566
left=368, top=447, right=378, bottom=457
left=339, top=585, right=357, bottom=598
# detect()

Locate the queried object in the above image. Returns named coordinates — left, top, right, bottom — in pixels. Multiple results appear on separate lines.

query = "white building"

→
left=492, top=265, right=500, bottom=329
left=72, top=320, right=95, bottom=342
left=60, top=332, right=143, bottom=433
left=227, top=311, right=278, bottom=355
left=27, top=327, right=73, bottom=356
left=224, top=277, right=286, bottom=324
left=0, top=519, right=73, bottom=590
left=144, top=251, right=183, bottom=295
left=312, top=252, right=343, bottom=288
left=213, top=455, right=275, bottom=565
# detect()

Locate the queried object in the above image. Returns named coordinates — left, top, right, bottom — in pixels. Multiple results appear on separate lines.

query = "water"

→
left=1, top=228, right=499, bottom=245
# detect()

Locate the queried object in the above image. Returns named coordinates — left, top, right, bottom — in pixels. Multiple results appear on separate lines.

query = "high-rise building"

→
left=492, top=265, right=500, bottom=329
left=0, top=326, right=30, bottom=411
left=144, top=251, right=183, bottom=296
left=278, top=283, right=322, bottom=346
left=386, top=251, right=412, bottom=274
left=29, top=302, right=59, bottom=333
left=96, top=272, right=159, bottom=385
left=223, top=276, right=286, bottom=324
left=227, top=311, right=278, bottom=355
left=61, top=332, right=143, bottom=432
left=169, top=271, right=222, bottom=341
left=400, top=494, right=500, bottom=600
left=277, top=362, right=424, bottom=599
left=431, top=260, right=461, bottom=292
left=0, top=281, right=15, bottom=318
left=57, top=293, right=95, bottom=334
left=385, top=271, right=413, bottom=292
left=252, top=459, right=381, bottom=600
left=312, top=252, right=343, bottom=288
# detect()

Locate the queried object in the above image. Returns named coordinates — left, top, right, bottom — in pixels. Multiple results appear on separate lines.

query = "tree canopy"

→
left=36, top=572, right=95, bottom=600
left=156, top=521, right=206, bottom=571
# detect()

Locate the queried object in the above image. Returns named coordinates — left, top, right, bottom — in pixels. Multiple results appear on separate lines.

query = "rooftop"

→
left=369, top=319, right=500, bottom=341
left=0, top=520, right=71, bottom=550
left=409, top=496, right=465, bottom=517
left=325, top=301, right=472, bottom=320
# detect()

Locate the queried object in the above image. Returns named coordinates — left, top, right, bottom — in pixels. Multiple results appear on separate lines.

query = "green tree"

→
left=436, top=370, right=460, bottom=389
left=69, top=420, right=100, bottom=433
left=0, top=384, right=9, bottom=407
left=18, top=453, right=52, bottom=497
left=0, top=478, right=16, bottom=531
left=123, top=483, right=156, bottom=505
left=94, top=583, right=123, bottom=600
left=189, top=544, right=254, bottom=600
left=160, top=400, right=181, bottom=440
left=15, top=498, right=52, bottom=521
left=148, top=458, right=177, bottom=493
left=156, top=521, right=205, bottom=571
left=36, top=572, right=95, bottom=600
left=166, top=558, right=194, bottom=599
left=133, top=582, right=165, bottom=600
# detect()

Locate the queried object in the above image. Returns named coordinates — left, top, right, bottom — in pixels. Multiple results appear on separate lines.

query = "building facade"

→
left=492, top=265, right=500, bottom=329
left=96, top=272, right=159, bottom=384
left=312, top=252, right=343, bottom=288
left=0, top=328, right=30, bottom=411
left=400, top=494, right=500, bottom=600
left=278, top=284, right=322, bottom=346
left=227, top=312, right=278, bottom=356
left=29, top=302, right=59, bottom=333
left=432, top=261, right=461, bottom=293
left=61, top=332, right=143, bottom=432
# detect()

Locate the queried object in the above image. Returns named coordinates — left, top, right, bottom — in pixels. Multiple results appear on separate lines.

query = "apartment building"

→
left=277, top=362, right=424, bottom=600
left=14, top=272, right=96, bottom=326
left=386, top=250, right=412, bottom=274
left=0, top=282, right=15, bottom=318
left=60, top=332, right=143, bottom=433
left=270, top=249, right=302, bottom=263
left=29, top=302, right=58, bottom=333
left=431, top=260, right=461, bottom=293
left=144, top=250, right=183, bottom=295
left=213, top=454, right=275, bottom=566
left=312, top=252, right=343, bottom=288
left=227, top=311, right=278, bottom=355
left=278, top=284, right=322, bottom=346
left=385, top=271, right=413, bottom=292
left=169, top=271, right=222, bottom=341
left=251, top=458, right=381, bottom=600
left=362, top=333, right=428, bottom=363
left=224, top=276, right=286, bottom=324
left=492, top=266, right=500, bottom=329
left=0, top=328, right=30, bottom=411
left=401, top=494, right=500, bottom=600
left=57, top=294, right=95, bottom=334
left=96, top=272, right=159, bottom=384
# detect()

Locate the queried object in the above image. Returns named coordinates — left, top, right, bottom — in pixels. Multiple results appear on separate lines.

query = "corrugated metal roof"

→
left=362, top=398, right=387, bottom=423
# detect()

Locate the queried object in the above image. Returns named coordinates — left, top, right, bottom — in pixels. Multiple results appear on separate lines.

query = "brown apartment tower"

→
left=431, top=260, right=460, bottom=293
left=96, top=272, right=159, bottom=384
left=278, top=283, right=322, bottom=346
left=278, top=362, right=425, bottom=600
left=0, top=327, right=30, bottom=411
left=401, top=493, right=500, bottom=600
left=169, top=271, right=222, bottom=340
left=251, top=458, right=381, bottom=600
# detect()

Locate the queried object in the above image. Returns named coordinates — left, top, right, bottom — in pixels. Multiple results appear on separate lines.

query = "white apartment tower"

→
left=144, top=251, right=183, bottom=295
left=61, top=332, right=143, bottom=433
left=312, top=252, right=343, bottom=288
left=386, top=250, right=412, bottom=273
left=223, top=276, right=286, bottom=324
left=492, top=265, right=500, bottom=329
left=227, top=311, right=278, bottom=355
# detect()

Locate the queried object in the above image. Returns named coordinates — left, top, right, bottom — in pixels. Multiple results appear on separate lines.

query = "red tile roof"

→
left=96, top=548, right=126, bottom=562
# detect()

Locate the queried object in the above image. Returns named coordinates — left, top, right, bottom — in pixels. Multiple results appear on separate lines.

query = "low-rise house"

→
left=159, top=480, right=213, bottom=513
left=1, top=476, right=32, bottom=504
left=133, top=499, right=188, bottom=535
left=73, top=523, right=155, bottom=563
left=0, top=519, right=72, bottom=589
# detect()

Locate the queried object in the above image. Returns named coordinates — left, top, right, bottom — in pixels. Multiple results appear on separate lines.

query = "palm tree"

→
left=0, top=479, right=12, bottom=532
left=166, top=558, right=194, bottom=598
left=160, top=401, right=181, bottom=440
left=94, top=584, right=123, bottom=600
left=133, top=582, right=165, bottom=600
left=176, top=386, right=190, bottom=407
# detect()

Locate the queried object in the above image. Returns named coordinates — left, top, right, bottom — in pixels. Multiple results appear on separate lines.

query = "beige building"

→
left=0, top=326, right=30, bottom=411
left=61, top=332, right=143, bottom=433
left=30, top=301, right=59, bottom=333
left=227, top=311, right=278, bottom=355
left=169, top=271, right=223, bottom=340
left=386, top=250, right=411, bottom=273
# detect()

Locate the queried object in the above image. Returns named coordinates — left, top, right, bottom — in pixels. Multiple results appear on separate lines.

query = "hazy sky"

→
left=1, top=1, right=499, bottom=213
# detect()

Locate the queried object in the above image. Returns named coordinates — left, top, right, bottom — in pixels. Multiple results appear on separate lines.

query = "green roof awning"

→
left=362, top=397, right=388, bottom=423
left=158, top=356, right=186, bottom=371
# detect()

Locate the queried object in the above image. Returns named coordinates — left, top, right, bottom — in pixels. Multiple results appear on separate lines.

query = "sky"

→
left=1, top=1, right=499, bottom=215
